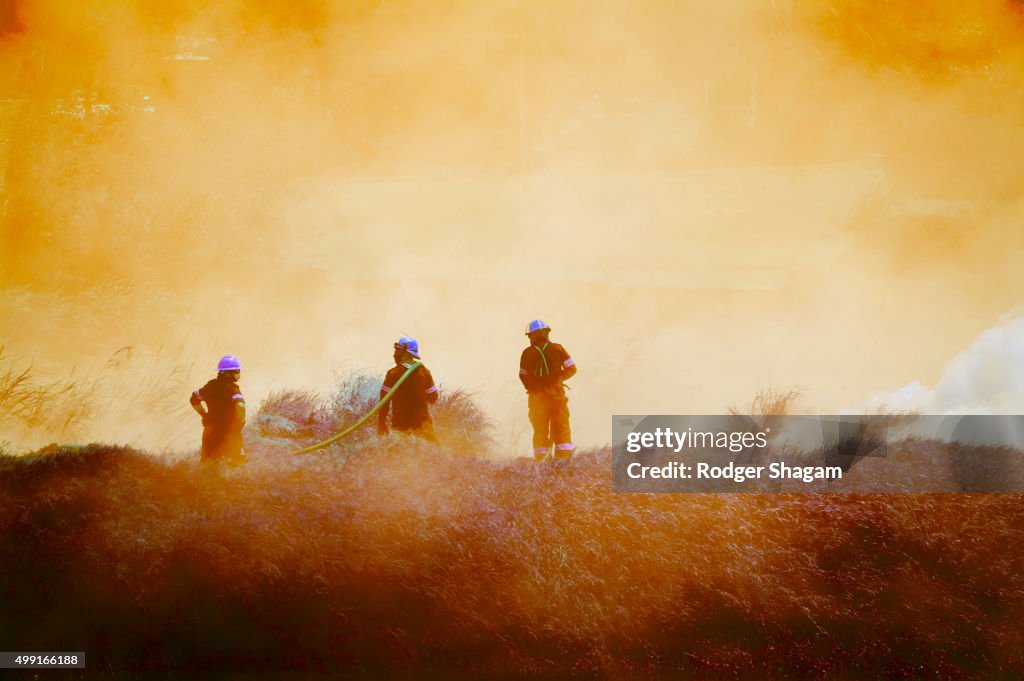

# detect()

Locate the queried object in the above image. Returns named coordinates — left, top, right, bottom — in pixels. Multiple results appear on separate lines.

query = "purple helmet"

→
left=217, top=355, right=241, bottom=372
left=394, top=336, right=420, bottom=358
left=525, top=319, right=550, bottom=335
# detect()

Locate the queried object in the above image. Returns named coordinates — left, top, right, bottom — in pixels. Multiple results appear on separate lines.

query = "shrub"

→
left=251, top=372, right=493, bottom=457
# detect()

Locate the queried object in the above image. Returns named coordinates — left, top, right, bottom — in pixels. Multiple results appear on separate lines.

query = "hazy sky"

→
left=2, top=0, right=1023, bottom=453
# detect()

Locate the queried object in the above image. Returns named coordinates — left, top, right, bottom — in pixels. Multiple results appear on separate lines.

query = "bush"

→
left=250, top=372, right=493, bottom=457
left=432, top=387, right=495, bottom=455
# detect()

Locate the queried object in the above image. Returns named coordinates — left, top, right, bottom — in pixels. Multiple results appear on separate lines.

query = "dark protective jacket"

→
left=519, top=342, right=575, bottom=393
left=191, top=376, right=245, bottom=430
left=190, top=376, right=245, bottom=460
left=378, top=362, right=438, bottom=438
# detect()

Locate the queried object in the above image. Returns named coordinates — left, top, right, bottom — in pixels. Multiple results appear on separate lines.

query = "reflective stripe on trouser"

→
left=527, top=390, right=572, bottom=460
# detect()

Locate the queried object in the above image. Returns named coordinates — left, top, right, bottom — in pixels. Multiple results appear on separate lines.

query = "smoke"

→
left=869, top=314, right=1024, bottom=414
left=3, top=1, right=1024, bottom=453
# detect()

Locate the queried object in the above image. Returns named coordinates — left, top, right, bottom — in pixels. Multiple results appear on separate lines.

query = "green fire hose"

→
left=291, top=361, right=423, bottom=455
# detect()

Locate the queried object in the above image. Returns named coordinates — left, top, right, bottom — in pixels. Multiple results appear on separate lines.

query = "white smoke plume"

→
left=869, top=314, right=1024, bottom=415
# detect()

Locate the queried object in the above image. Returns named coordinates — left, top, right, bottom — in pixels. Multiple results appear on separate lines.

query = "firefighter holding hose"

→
left=378, top=336, right=439, bottom=442
left=520, top=320, right=576, bottom=461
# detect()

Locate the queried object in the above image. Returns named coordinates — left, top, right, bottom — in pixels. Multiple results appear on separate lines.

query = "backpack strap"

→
left=532, top=342, right=550, bottom=378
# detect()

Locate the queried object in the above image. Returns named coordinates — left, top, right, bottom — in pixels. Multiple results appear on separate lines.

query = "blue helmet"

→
left=394, top=335, right=420, bottom=358
left=217, top=355, right=241, bottom=372
left=525, top=319, right=550, bottom=335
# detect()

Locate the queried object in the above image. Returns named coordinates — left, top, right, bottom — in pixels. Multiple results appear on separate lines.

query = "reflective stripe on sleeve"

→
left=562, top=358, right=575, bottom=368
left=232, top=393, right=244, bottom=401
left=519, top=368, right=527, bottom=375
left=192, top=390, right=202, bottom=401
left=426, top=385, right=438, bottom=394
left=381, top=385, right=393, bottom=393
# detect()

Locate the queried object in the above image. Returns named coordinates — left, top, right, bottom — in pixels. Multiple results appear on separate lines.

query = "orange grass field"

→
left=2, top=435, right=1023, bottom=679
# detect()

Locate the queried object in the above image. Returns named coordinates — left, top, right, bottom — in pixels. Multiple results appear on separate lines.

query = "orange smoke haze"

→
left=2, top=0, right=1024, bottom=452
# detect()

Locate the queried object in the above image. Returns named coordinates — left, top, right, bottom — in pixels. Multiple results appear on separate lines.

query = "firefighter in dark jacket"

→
left=520, top=320, right=576, bottom=461
left=378, top=336, right=439, bottom=442
left=189, top=355, right=246, bottom=464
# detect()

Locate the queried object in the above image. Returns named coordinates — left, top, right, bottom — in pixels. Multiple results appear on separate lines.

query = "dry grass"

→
left=2, top=370, right=1020, bottom=677
left=0, top=344, right=90, bottom=434
left=0, top=344, right=196, bottom=447
left=0, top=440, right=1022, bottom=679
left=728, top=387, right=805, bottom=442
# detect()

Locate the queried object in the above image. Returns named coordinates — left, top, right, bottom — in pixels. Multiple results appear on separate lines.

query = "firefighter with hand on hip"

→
left=189, top=355, right=246, bottom=465
left=520, top=320, right=576, bottom=461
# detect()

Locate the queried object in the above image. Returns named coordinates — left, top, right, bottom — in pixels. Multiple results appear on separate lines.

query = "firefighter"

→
left=189, top=355, right=246, bottom=465
left=377, top=335, right=439, bottom=442
left=520, top=320, right=576, bottom=461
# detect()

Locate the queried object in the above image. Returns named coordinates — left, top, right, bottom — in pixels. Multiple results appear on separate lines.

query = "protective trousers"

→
left=528, top=388, right=573, bottom=460
left=201, top=426, right=245, bottom=465
left=394, top=420, right=439, bottom=444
